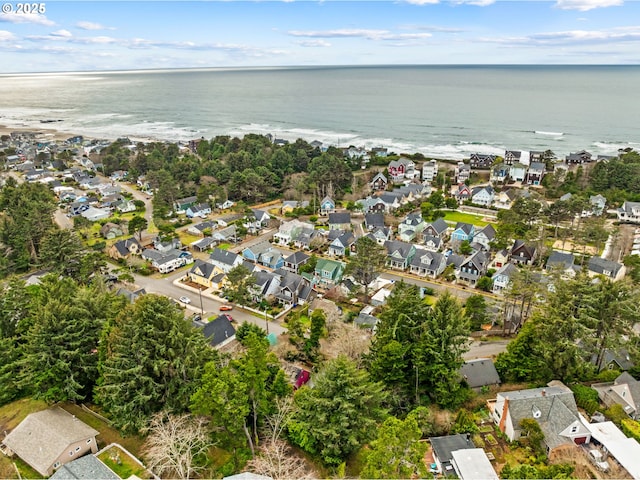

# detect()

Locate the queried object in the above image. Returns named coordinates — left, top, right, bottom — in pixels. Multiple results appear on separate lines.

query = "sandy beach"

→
left=0, top=124, right=78, bottom=142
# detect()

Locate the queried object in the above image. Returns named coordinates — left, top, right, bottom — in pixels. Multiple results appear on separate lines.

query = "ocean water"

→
left=0, top=65, right=638, bottom=160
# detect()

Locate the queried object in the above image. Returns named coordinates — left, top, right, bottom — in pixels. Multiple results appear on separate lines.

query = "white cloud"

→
left=51, top=30, right=72, bottom=38
left=450, top=0, right=495, bottom=5
left=76, top=21, right=112, bottom=31
left=0, top=30, right=16, bottom=41
left=403, top=0, right=440, bottom=5
left=0, top=12, right=55, bottom=26
left=478, top=25, right=640, bottom=46
left=287, top=29, right=432, bottom=41
left=296, top=39, right=331, bottom=47
left=554, top=0, right=623, bottom=11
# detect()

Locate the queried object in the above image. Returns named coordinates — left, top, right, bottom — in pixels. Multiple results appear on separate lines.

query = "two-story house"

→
left=470, top=153, right=496, bottom=169
left=108, top=237, right=142, bottom=260
left=451, top=222, right=475, bottom=243
left=490, top=163, right=510, bottom=184
left=273, top=219, right=313, bottom=246
left=473, top=224, right=496, bottom=251
left=319, top=196, right=336, bottom=215
left=384, top=240, right=416, bottom=270
left=565, top=150, right=592, bottom=164
left=274, top=270, right=314, bottom=306
left=282, top=251, right=310, bottom=274
left=456, top=251, right=490, bottom=286
left=366, top=226, right=393, bottom=245
left=186, top=203, right=212, bottom=219
left=364, top=212, right=385, bottom=231
left=526, top=162, right=546, bottom=185
left=244, top=209, right=271, bottom=234
left=504, top=150, right=521, bottom=165
left=328, top=231, right=356, bottom=257
left=617, top=201, right=640, bottom=224
left=397, top=212, right=426, bottom=242
left=471, top=186, right=495, bottom=207
left=422, top=160, right=439, bottom=183
left=209, top=248, right=243, bottom=274
left=492, top=263, right=519, bottom=293
left=388, top=157, right=415, bottom=181
left=510, top=239, right=537, bottom=265
left=423, top=218, right=449, bottom=240
left=509, top=162, right=527, bottom=182
left=409, top=249, right=447, bottom=278
left=587, top=257, right=625, bottom=281
left=453, top=184, right=472, bottom=202
left=370, top=172, right=388, bottom=191
left=304, top=258, right=345, bottom=288
left=328, top=212, right=352, bottom=230
left=455, top=162, right=471, bottom=184
left=188, top=259, right=219, bottom=288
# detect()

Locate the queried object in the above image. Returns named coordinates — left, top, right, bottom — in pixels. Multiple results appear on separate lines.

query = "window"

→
left=75, top=447, right=81, bottom=452
left=571, top=426, right=578, bottom=433
left=69, top=451, right=74, bottom=456
left=53, top=462, right=60, bottom=469
left=87, top=438, right=92, bottom=444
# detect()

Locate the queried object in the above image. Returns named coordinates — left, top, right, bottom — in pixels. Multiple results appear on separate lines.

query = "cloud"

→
left=76, top=21, right=112, bottom=30
left=51, top=30, right=73, bottom=38
left=0, top=30, right=16, bottom=41
left=450, top=0, right=495, bottom=5
left=403, top=0, right=440, bottom=4
left=0, top=12, right=55, bottom=26
left=296, top=39, right=331, bottom=47
left=554, top=0, right=623, bottom=11
left=287, top=29, right=432, bottom=41
left=402, top=24, right=466, bottom=33
left=478, top=26, right=640, bottom=46
left=124, top=37, right=286, bottom=57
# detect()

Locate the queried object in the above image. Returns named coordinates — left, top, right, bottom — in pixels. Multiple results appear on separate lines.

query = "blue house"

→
left=242, top=241, right=272, bottom=263
left=319, top=196, right=336, bottom=215
left=451, top=222, right=475, bottom=242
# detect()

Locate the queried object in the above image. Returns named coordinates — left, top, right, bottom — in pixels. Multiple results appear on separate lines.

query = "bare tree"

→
left=321, top=321, right=370, bottom=366
left=141, top=412, right=214, bottom=480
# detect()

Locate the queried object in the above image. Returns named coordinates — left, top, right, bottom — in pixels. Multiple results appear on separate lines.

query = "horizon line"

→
left=1, top=63, right=638, bottom=76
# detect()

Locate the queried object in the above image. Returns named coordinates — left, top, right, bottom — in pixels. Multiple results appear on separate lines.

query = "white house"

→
left=471, top=186, right=495, bottom=207
left=422, top=160, right=438, bottom=183
left=617, top=202, right=640, bottom=224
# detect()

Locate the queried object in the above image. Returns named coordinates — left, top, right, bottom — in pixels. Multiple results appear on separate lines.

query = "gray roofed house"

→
left=546, top=251, right=577, bottom=275
left=201, top=315, right=237, bottom=349
left=366, top=226, right=392, bottom=245
left=273, top=270, right=314, bottom=306
left=456, top=251, right=490, bottom=286
left=460, top=358, right=501, bottom=391
left=617, top=201, right=640, bottom=224
left=591, top=348, right=635, bottom=372
left=328, top=212, right=352, bottom=230
left=492, top=263, right=519, bottom=293
left=209, top=248, right=243, bottom=273
left=588, top=256, right=625, bottom=281
left=409, top=249, right=446, bottom=278
left=190, top=236, right=216, bottom=252
left=447, top=253, right=465, bottom=269
left=593, top=372, right=640, bottom=420
left=283, top=251, right=310, bottom=273
left=328, top=231, right=356, bottom=257
left=510, top=239, right=537, bottom=265
left=354, top=312, right=379, bottom=330
left=108, top=237, right=142, bottom=260
left=364, top=212, right=385, bottom=230
left=50, top=455, right=119, bottom=480
left=423, top=235, right=442, bottom=252
left=2, top=407, right=100, bottom=477
left=490, top=384, right=590, bottom=455
left=473, top=224, right=496, bottom=250
left=429, top=434, right=475, bottom=475
left=116, top=287, right=147, bottom=303
left=423, top=218, right=449, bottom=239
left=384, top=240, right=416, bottom=270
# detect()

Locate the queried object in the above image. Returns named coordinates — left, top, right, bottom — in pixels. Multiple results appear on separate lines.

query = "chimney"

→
left=499, top=397, right=509, bottom=433
left=541, top=389, right=546, bottom=397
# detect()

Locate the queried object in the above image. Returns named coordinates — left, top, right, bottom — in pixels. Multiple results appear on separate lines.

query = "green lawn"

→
left=443, top=211, right=494, bottom=227
left=218, top=242, right=232, bottom=250
left=98, top=445, right=152, bottom=479
left=178, top=231, right=201, bottom=246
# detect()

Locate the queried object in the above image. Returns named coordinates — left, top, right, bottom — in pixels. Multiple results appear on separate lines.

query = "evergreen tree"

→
left=287, top=356, right=387, bottom=468
left=96, top=294, right=213, bottom=433
left=345, top=236, right=386, bottom=300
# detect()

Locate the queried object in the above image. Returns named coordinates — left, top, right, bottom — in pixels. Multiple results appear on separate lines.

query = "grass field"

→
left=443, top=211, right=494, bottom=227
left=98, top=445, right=152, bottom=479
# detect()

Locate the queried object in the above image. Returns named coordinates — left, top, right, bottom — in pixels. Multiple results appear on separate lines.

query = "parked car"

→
left=179, top=296, right=191, bottom=305
left=588, top=449, right=610, bottom=472
left=219, top=304, right=233, bottom=311
left=222, top=314, right=234, bottom=323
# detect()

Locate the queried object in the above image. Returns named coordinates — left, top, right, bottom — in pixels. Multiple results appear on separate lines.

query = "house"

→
left=387, top=157, right=415, bottom=181
left=187, top=220, right=216, bottom=237
left=581, top=420, right=640, bottom=480
left=217, top=199, right=235, bottom=210
left=454, top=162, right=471, bottom=184
left=456, top=251, right=490, bottom=286
left=617, top=201, right=640, bottom=224
left=589, top=194, right=607, bottom=216
left=423, top=218, right=449, bottom=240
left=200, top=315, right=236, bottom=349
left=527, top=162, right=546, bottom=185
left=546, top=251, right=578, bottom=276
left=422, top=160, right=438, bottom=183
left=190, top=237, right=216, bottom=252
left=242, top=241, right=273, bottom=264
left=283, top=251, right=310, bottom=273
left=384, top=240, right=416, bottom=270
left=244, top=209, right=271, bottom=234
left=174, top=195, right=197, bottom=213
left=377, top=193, right=401, bottom=212
left=319, top=196, right=336, bottom=215
left=303, top=258, right=345, bottom=288
left=422, top=235, right=442, bottom=252
left=188, top=260, right=219, bottom=288
left=398, top=212, right=426, bottom=242
left=490, top=163, right=510, bottom=184
left=493, top=189, right=519, bottom=209
left=80, top=206, right=110, bottom=222
left=209, top=248, right=243, bottom=274
left=473, top=224, right=496, bottom=251
left=50, top=454, right=119, bottom=480
left=328, top=212, right=352, bottom=230
left=153, top=236, right=182, bottom=253
left=364, top=212, right=385, bottom=231
left=273, top=270, right=314, bottom=306
left=429, top=434, right=475, bottom=475
left=493, top=249, right=510, bottom=268
left=328, top=231, right=355, bottom=257
left=492, top=263, right=519, bottom=293
left=212, top=225, right=238, bottom=244
left=358, top=196, right=387, bottom=214
left=280, top=200, right=309, bottom=214
left=1, top=407, right=99, bottom=477
left=108, top=237, right=142, bottom=260
left=471, top=185, right=495, bottom=207
left=186, top=203, right=212, bottom=219
left=450, top=449, right=499, bottom=480
left=250, top=270, right=281, bottom=302
left=366, top=227, right=392, bottom=246
left=510, top=239, right=537, bottom=265
left=587, top=257, right=625, bottom=281
left=258, top=248, right=285, bottom=270
left=369, top=172, right=388, bottom=191
left=115, top=199, right=136, bottom=213
left=451, top=222, right=475, bottom=243
left=371, top=147, right=388, bottom=157
left=470, top=153, right=496, bottom=169
left=489, top=383, right=591, bottom=456
left=453, top=183, right=472, bottom=202
left=460, top=359, right=501, bottom=391
left=354, top=312, right=380, bottom=330
left=509, top=163, right=527, bottom=182
left=100, top=222, right=124, bottom=240
left=409, top=249, right=446, bottom=278
left=504, top=150, right=522, bottom=165
left=116, top=287, right=147, bottom=303
left=565, top=150, right=592, bottom=164
left=141, top=249, right=184, bottom=274
left=593, top=372, right=640, bottom=420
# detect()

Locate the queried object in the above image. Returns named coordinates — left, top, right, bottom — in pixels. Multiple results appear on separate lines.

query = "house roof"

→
left=320, top=196, right=335, bottom=207
left=461, top=251, right=489, bottom=270
left=364, top=212, right=385, bottom=228
left=447, top=254, right=465, bottom=268
left=511, top=239, right=536, bottom=259
left=201, top=315, right=236, bottom=347
left=190, top=259, right=216, bottom=279
left=333, top=231, right=355, bottom=248
left=454, top=222, right=474, bottom=235
left=243, top=241, right=272, bottom=258
left=546, top=251, right=576, bottom=271
left=112, top=237, right=140, bottom=257
left=370, top=172, right=387, bottom=184
left=423, top=235, right=442, bottom=248
left=411, top=249, right=445, bottom=269
left=451, top=449, right=499, bottom=480
left=210, top=248, right=240, bottom=266
left=116, top=287, right=146, bottom=303
left=403, top=212, right=423, bottom=226
left=191, top=237, right=216, bottom=250
left=2, top=407, right=100, bottom=477
left=460, top=358, right=501, bottom=389
left=316, top=258, right=344, bottom=274
left=477, top=224, right=496, bottom=240
left=428, top=218, right=449, bottom=235
left=384, top=240, right=414, bottom=260
left=50, top=455, right=119, bottom=480
left=430, top=434, right=475, bottom=472
left=328, top=212, right=351, bottom=225
left=494, top=262, right=518, bottom=279
left=284, top=251, right=310, bottom=265
left=588, top=257, right=623, bottom=277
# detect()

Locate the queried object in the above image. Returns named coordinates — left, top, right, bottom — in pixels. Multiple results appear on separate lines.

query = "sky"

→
left=0, top=0, right=639, bottom=73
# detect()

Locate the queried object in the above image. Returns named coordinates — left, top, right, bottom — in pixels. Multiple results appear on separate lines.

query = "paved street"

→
left=380, top=271, right=498, bottom=302
left=464, top=339, right=510, bottom=360
left=130, top=269, right=286, bottom=336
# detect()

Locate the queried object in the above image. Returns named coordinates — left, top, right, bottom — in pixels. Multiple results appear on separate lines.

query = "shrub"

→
left=622, top=419, right=640, bottom=442
left=604, top=404, right=627, bottom=427
left=570, top=384, right=600, bottom=414
left=596, top=369, right=621, bottom=382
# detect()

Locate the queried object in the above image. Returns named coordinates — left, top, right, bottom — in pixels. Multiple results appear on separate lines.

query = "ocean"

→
left=0, top=65, right=638, bottom=160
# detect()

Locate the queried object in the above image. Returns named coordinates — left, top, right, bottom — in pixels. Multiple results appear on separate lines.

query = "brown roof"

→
left=2, top=407, right=99, bottom=477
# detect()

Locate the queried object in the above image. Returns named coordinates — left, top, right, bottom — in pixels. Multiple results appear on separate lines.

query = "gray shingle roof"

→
left=364, top=213, right=385, bottom=228
left=50, top=455, right=119, bottom=480
left=284, top=251, right=310, bottom=265
left=428, top=218, right=449, bottom=236
left=328, top=212, right=351, bottom=225
left=2, top=407, right=99, bottom=477
left=190, top=259, right=216, bottom=279
left=460, top=359, right=501, bottom=389
left=546, top=251, right=576, bottom=270
left=430, top=434, right=475, bottom=471
left=201, top=315, right=236, bottom=347
left=210, top=248, right=240, bottom=266
left=588, top=257, right=623, bottom=277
